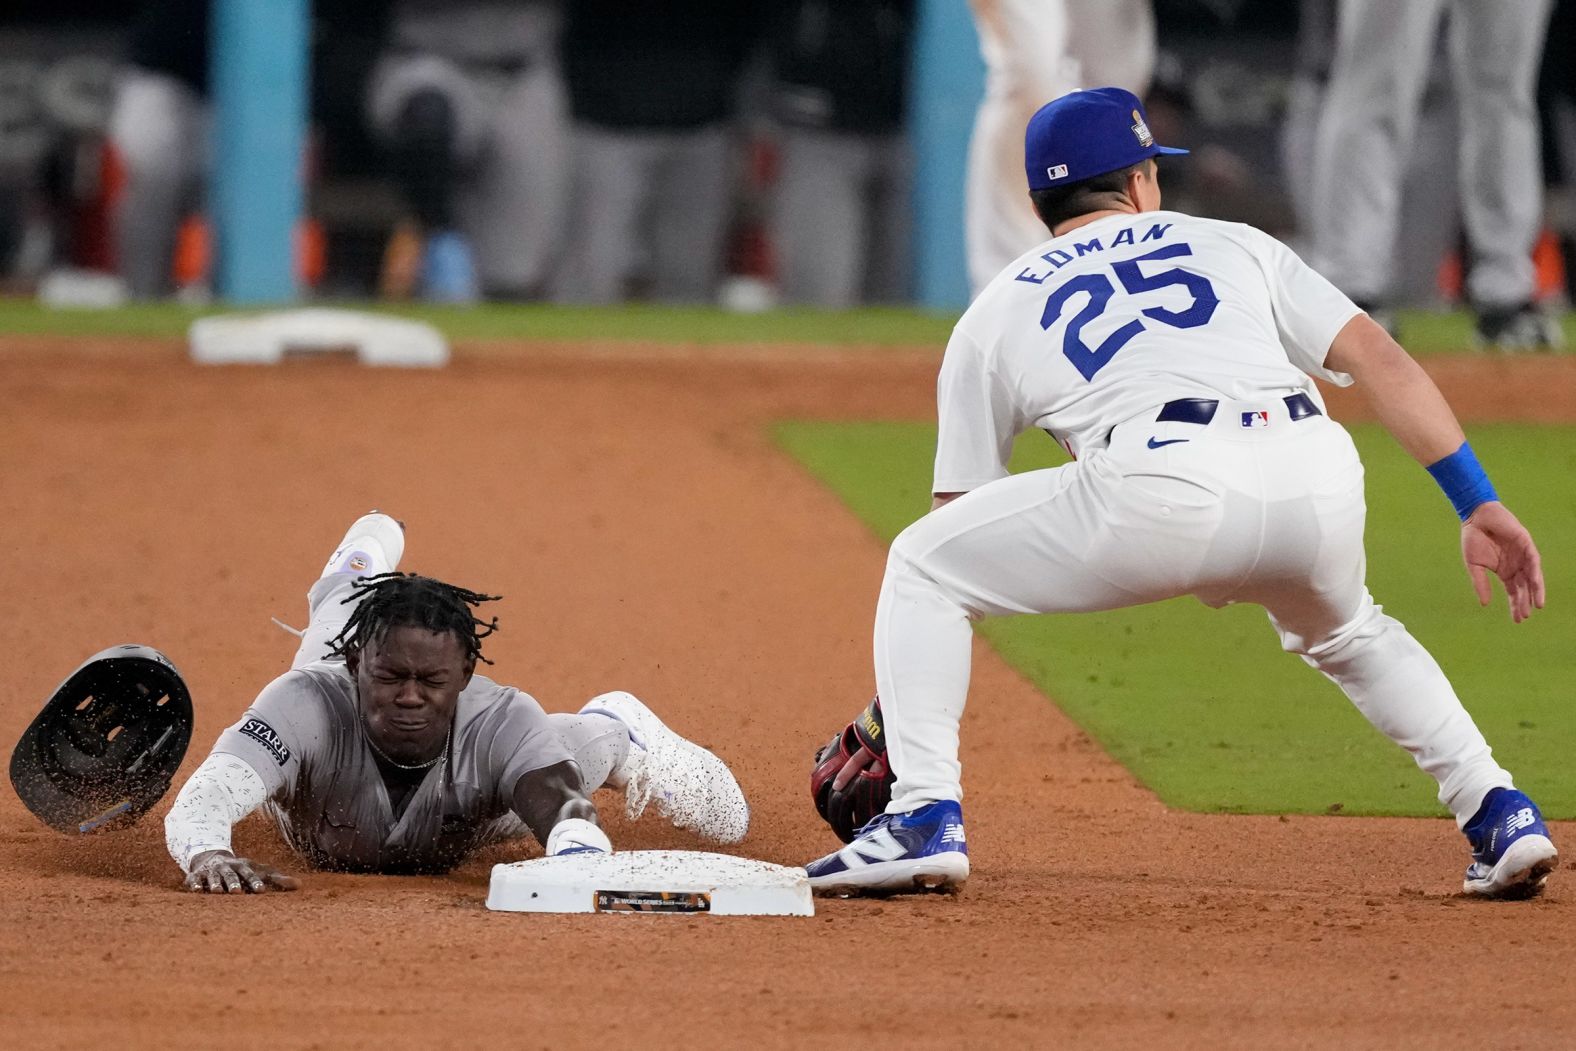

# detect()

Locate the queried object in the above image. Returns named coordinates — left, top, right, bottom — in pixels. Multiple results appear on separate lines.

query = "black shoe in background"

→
left=1473, top=303, right=1565, bottom=353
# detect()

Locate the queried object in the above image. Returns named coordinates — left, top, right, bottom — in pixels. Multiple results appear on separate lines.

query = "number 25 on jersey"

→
left=1041, top=243, right=1220, bottom=381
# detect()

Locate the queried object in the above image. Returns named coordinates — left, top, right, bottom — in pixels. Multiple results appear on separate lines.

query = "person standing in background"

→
left=965, top=0, right=1155, bottom=298
left=1309, top=0, right=1561, bottom=350
left=107, top=0, right=389, bottom=300
left=765, top=0, right=915, bottom=308
left=552, top=0, right=759, bottom=305
left=368, top=1, right=569, bottom=303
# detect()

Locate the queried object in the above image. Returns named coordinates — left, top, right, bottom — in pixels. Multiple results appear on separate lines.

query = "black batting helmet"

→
left=9, top=644, right=194, bottom=834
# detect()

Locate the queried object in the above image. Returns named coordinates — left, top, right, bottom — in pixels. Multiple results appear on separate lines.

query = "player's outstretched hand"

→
left=1462, top=502, right=1546, bottom=623
left=185, top=850, right=300, bottom=894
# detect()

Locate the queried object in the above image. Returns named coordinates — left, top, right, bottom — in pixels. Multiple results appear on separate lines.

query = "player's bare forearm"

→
left=932, top=492, right=966, bottom=511
left=512, top=760, right=599, bottom=846
left=1327, top=316, right=1545, bottom=621
left=1324, top=314, right=1466, bottom=466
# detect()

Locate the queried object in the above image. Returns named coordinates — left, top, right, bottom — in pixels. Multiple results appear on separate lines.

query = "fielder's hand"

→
left=811, top=697, right=894, bottom=843
left=185, top=850, right=300, bottom=894
left=1462, top=501, right=1546, bottom=623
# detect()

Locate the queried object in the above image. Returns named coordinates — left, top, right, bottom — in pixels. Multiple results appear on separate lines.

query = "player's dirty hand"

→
left=185, top=851, right=300, bottom=894
left=1462, top=501, right=1546, bottom=623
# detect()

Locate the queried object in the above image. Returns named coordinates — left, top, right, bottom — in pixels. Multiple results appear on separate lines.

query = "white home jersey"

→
left=935, top=210, right=1361, bottom=492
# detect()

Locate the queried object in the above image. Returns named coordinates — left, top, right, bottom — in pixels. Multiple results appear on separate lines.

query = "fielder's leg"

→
left=1246, top=436, right=1555, bottom=898
left=809, top=453, right=1212, bottom=893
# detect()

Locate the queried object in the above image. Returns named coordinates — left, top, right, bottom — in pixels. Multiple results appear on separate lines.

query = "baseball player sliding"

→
left=165, top=513, right=749, bottom=892
left=806, top=88, right=1555, bottom=900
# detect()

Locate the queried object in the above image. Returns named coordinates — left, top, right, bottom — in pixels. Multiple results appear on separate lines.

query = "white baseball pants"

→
left=879, top=398, right=1514, bottom=827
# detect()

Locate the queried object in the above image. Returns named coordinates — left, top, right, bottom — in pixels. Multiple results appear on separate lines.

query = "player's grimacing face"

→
left=348, top=625, right=474, bottom=764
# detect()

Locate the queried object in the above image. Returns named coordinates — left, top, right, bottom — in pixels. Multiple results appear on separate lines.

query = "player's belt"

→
left=1156, top=393, right=1321, bottom=425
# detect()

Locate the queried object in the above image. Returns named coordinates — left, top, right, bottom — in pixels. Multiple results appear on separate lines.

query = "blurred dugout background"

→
left=0, top=0, right=1570, bottom=315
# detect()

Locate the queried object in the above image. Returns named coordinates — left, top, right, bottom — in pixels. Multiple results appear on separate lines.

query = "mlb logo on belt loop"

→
left=1241, top=410, right=1270, bottom=428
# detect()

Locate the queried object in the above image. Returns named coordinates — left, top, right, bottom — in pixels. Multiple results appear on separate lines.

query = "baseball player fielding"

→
left=805, top=87, right=1555, bottom=901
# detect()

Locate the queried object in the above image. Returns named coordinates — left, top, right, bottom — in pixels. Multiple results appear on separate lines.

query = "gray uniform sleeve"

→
left=482, top=689, right=578, bottom=810
left=211, top=671, right=332, bottom=799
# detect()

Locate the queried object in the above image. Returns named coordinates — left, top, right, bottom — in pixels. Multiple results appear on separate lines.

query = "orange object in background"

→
left=294, top=216, right=325, bottom=288
left=170, top=214, right=325, bottom=291
left=1532, top=227, right=1566, bottom=301
left=171, top=214, right=210, bottom=289
left=1438, top=228, right=1568, bottom=305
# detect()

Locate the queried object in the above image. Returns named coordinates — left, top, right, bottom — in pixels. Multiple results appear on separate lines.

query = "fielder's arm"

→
left=165, top=752, right=299, bottom=894
left=511, top=760, right=611, bottom=855
left=1325, top=313, right=1546, bottom=622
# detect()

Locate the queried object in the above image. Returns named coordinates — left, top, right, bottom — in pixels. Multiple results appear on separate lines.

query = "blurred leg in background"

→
left=766, top=0, right=914, bottom=308
left=458, top=53, right=569, bottom=300
left=772, top=130, right=870, bottom=308
left=108, top=67, right=206, bottom=300
left=552, top=128, right=654, bottom=304
left=1448, top=0, right=1559, bottom=346
left=649, top=125, right=733, bottom=303
left=964, top=0, right=1154, bottom=297
left=369, top=1, right=567, bottom=303
left=553, top=0, right=760, bottom=305
left=1313, top=0, right=1559, bottom=349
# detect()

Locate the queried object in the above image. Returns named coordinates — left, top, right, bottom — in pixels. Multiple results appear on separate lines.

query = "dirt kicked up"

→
left=2, top=339, right=1574, bottom=1050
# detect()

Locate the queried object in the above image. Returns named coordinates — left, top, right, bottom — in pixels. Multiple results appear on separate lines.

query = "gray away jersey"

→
left=214, top=662, right=572, bottom=873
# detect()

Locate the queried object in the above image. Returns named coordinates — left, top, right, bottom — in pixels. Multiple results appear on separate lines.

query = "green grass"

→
left=776, top=420, right=1576, bottom=818
left=2, top=298, right=1571, bottom=354
left=0, top=299, right=958, bottom=347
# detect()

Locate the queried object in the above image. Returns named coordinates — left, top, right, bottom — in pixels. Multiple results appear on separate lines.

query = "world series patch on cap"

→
left=9, top=644, right=193, bottom=834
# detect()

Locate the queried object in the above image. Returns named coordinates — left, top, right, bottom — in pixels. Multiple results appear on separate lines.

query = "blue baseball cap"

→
left=1024, top=87, right=1188, bottom=191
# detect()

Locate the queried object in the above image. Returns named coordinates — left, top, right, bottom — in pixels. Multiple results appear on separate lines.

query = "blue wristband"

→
left=1425, top=442, right=1498, bottom=521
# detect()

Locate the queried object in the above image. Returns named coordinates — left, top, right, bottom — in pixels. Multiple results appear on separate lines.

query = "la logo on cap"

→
left=1046, top=163, right=1069, bottom=181
left=1131, top=109, right=1154, bottom=148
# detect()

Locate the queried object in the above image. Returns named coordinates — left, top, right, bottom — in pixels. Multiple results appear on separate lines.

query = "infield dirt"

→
left=2, top=339, right=1574, bottom=1050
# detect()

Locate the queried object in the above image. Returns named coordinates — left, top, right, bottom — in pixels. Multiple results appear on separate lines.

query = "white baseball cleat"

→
left=320, top=511, right=406, bottom=580
left=578, top=691, right=750, bottom=844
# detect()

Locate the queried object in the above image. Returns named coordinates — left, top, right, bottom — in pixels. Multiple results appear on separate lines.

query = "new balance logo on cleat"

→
left=1462, top=788, right=1558, bottom=900
left=841, top=827, right=909, bottom=867
left=805, top=800, right=970, bottom=897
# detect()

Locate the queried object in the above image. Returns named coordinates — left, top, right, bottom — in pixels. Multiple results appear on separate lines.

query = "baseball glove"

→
left=810, top=696, right=894, bottom=843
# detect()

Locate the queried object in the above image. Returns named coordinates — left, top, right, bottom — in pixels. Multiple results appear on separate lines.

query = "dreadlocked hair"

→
left=326, top=572, right=501, bottom=666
